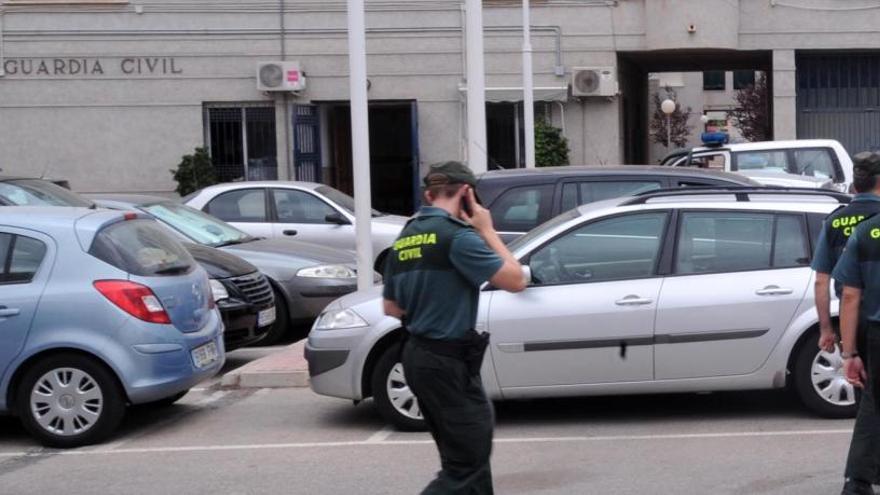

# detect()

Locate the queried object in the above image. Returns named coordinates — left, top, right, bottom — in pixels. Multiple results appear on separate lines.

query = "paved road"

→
left=0, top=378, right=860, bottom=495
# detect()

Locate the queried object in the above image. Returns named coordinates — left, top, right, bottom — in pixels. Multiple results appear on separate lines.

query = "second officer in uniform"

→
left=833, top=152, right=880, bottom=495
left=383, top=161, right=526, bottom=494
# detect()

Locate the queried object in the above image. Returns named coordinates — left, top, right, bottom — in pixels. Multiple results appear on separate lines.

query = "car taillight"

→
left=94, top=280, right=171, bottom=324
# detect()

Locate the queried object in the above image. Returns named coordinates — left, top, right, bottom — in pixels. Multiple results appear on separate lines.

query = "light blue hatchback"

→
left=0, top=207, right=225, bottom=447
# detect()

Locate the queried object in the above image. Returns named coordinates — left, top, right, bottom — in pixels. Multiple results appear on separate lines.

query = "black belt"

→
left=408, top=330, right=490, bottom=376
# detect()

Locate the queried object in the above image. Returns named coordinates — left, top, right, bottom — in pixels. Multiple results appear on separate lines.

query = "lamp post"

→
left=522, top=0, right=535, bottom=168
left=661, top=98, right=676, bottom=149
left=346, top=0, right=374, bottom=291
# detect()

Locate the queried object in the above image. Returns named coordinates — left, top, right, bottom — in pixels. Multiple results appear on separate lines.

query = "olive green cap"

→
left=853, top=151, right=880, bottom=177
left=423, top=161, right=478, bottom=187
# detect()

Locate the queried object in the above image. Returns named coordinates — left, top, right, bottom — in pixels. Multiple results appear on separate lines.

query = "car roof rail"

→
left=620, top=186, right=852, bottom=206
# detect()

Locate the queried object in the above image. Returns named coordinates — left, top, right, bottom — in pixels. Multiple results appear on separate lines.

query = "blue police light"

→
left=701, top=132, right=729, bottom=148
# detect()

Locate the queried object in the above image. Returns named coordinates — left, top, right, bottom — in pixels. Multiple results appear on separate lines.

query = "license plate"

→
left=258, top=306, right=276, bottom=328
left=192, top=341, right=219, bottom=369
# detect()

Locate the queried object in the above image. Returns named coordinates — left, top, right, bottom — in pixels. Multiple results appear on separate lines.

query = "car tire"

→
left=258, top=287, right=290, bottom=346
left=371, top=343, right=426, bottom=431
left=793, top=332, right=858, bottom=418
left=15, top=354, right=126, bottom=448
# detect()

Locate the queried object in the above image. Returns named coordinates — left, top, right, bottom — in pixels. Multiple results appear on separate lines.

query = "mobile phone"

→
left=461, top=187, right=473, bottom=216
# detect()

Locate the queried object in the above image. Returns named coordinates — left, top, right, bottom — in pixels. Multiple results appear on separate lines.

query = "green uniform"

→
left=834, top=217, right=880, bottom=492
left=384, top=206, right=503, bottom=495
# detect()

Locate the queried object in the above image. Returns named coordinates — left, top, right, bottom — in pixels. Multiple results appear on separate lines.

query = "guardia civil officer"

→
left=813, top=152, right=880, bottom=355
left=383, top=161, right=526, bottom=494
left=832, top=152, right=880, bottom=495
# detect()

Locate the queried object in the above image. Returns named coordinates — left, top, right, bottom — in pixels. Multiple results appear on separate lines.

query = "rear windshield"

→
left=89, top=219, right=195, bottom=276
left=0, top=179, right=93, bottom=207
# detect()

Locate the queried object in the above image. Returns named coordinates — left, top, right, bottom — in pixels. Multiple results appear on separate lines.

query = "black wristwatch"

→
left=841, top=350, right=860, bottom=359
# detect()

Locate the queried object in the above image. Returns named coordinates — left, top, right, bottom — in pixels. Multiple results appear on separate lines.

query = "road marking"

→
left=0, top=428, right=853, bottom=458
left=365, top=426, right=395, bottom=443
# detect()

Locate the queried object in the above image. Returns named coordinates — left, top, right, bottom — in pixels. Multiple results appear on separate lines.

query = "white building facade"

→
left=1, top=0, right=878, bottom=213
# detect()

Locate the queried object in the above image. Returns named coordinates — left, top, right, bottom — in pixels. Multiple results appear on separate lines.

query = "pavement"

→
left=0, top=383, right=862, bottom=494
left=220, top=340, right=309, bottom=389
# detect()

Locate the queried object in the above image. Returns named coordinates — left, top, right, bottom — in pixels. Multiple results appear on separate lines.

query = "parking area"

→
left=0, top=369, right=857, bottom=494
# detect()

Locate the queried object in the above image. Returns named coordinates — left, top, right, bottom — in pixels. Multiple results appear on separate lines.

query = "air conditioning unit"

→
left=256, top=61, right=306, bottom=92
left=571, top=67, right=618, bottom=97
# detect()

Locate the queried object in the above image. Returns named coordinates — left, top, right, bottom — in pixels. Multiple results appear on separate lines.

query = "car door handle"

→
left=615, top=295, right=653, bottom=306
left=755, top=286, right=793, bottom=296
left=0, top=307, right=20, bottom=317
left=283, top=229, right=298, bottom=236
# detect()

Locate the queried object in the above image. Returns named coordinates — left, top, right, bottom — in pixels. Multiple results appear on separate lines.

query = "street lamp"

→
left=661, top=98, right=676, bottom=148
left=522, top=0, right=535, bottom=168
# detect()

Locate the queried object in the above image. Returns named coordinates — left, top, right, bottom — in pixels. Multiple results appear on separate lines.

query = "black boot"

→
left=841, top=478, right=873, bottom=495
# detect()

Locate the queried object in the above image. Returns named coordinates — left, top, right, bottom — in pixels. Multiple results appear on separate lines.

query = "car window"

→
left=676, top=212, right=774, bottom=275
left=142, top=202, right=253, bottom=248
left=89, top=219, right=195, bottom=277
left=315, top=185, right=382, bottom=216
left=528, top=212, right=667, bottom=285
left=774, top=215, right=810, bottom=268
left=273, top=189, right=337, bottom=224
left=205, top=189, right=267, bottom=223
left=677, top=153, right=726, bottom=170
left=581, top=181, right=662, bottom=203
left=0, top=179, right=93, bottom=207
left=490, top=184, right=554, bottom=233
left=561, top=183, right=578, bottom=212
left=793, top=149, right=839, bottom=181
left=0, top=234, right=47, bottom=284
left=734, top=150, right=790, bottom=173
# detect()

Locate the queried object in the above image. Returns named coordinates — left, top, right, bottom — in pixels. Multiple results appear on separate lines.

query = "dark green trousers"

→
left=402, top=339, right=494, bottom=495
left=844, top=328, right=880, bottom=484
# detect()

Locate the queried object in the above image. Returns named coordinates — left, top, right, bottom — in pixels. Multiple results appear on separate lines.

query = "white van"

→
left=660, top=139, right=853, bottom=192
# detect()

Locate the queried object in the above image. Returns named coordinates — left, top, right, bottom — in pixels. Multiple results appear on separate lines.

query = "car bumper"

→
left=280, top=278, right=360, bottom=323
left=218, top=299, right=272, bottom=351
left=125, top=314, right=226, bottom=405
left=306, top=322, right=382, bottom=400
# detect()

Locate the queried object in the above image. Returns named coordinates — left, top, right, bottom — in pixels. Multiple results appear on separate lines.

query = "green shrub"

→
left=170, top=147, right=217, bottom=196
left=535, top=119, right=570, bottom=167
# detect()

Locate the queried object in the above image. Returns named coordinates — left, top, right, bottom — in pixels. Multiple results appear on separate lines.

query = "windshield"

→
left=142, top=202, right=254, bottom=247
left=507, top=208, right=582, bottom=253
left=315, top=185, right=383, bottom=217
left=0, top=179, right=93, bottom=207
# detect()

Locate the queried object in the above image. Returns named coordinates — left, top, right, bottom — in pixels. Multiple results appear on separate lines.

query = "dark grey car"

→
left=91, top=195, right=377, bottom=344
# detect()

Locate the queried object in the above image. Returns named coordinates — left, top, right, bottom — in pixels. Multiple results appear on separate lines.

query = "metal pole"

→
left=347, top=0, right=374, bottom=290
left=522, top=0, right=536, bottom=168
left=666, top=114, right=671, bottom=148
left=465, top=0, right=488, bottom=173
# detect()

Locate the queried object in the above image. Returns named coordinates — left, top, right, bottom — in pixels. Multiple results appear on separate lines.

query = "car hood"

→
left=738, top=170, right=834, bottom=189
left=183, top=242, right=257, bottom=279
left=222, top=237, right=356, bottom=266
left=324, top=285, right=386, bottom=318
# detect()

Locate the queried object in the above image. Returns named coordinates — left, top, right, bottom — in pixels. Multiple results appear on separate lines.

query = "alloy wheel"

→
left=386, top=363, right=422, bottom=420
left=811, top=345, right=856, bottom=408
left=30, top=368, right=104, bottom=437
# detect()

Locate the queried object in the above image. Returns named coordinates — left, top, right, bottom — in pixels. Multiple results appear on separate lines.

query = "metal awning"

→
left=458, top=85, right=569, bottom=103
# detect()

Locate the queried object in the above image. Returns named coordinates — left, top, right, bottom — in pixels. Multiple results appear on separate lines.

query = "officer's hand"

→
left=844, top=356, right=867, bottom=389
left=818, top=329, right=836, bottom=353
left=460, top=187, right=493, bottom=233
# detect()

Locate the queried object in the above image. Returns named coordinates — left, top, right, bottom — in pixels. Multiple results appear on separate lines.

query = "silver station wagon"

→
left=307, top=187, right=855, bottom=430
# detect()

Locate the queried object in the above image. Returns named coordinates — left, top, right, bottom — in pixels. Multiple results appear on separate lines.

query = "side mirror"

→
left=522, top=265, right=533, bottom=286
left=325, top=212, right=351, bottom=225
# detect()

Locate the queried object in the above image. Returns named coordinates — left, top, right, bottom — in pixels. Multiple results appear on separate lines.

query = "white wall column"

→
left=772, top=49, right=797, bottom=141
left=465, top=0, right=488, bottom=173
